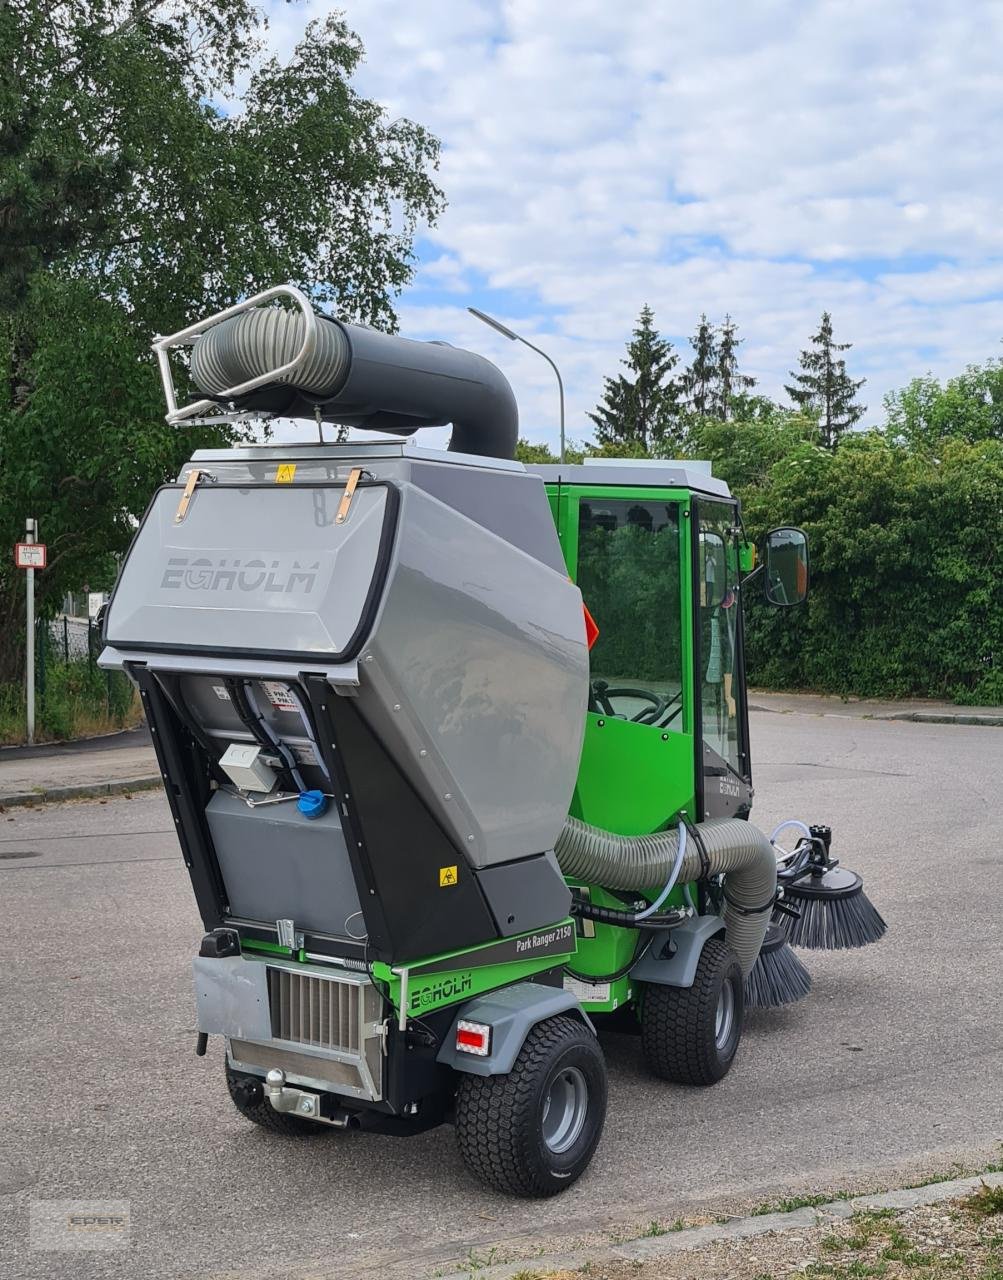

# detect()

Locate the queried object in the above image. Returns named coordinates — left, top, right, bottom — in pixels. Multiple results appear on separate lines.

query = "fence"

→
left=45, top=614, right=95, bottom=665
left=26, top=614, right=136, bottom=741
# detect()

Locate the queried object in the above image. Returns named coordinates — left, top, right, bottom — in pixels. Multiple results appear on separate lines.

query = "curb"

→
left=433, top=1171, right=1003, bottom=1280
left=0, top=775, right=163, bottom=809
left=749, top=702, right=1003, bottom=725
left=873, top=711, right=1003, bottom=726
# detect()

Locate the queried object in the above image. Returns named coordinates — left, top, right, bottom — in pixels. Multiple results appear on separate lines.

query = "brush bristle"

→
left=774, top=882, right=887, bottom=951
left=745, top=934, right=812, bottom=1009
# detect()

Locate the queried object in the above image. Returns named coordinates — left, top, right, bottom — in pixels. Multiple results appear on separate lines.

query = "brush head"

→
left=774, top=866, right=887, bottom=950
left=744, top=924, right=812, bottom=1009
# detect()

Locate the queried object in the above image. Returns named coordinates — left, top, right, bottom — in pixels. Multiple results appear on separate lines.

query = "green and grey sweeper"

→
left=99, top=285, right=886, bottom=1196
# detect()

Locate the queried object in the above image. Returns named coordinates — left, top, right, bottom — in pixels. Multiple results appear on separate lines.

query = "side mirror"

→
left=764, top=527, right=809, bottom=606
left=699, top=531, right=727, bottom=609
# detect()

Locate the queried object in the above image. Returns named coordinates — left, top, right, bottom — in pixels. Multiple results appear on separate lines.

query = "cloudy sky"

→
left=264, top=1, right=1003, bottom=453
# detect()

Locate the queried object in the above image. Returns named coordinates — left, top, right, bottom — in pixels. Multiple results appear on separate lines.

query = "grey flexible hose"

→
left=555, top=816, right=777, bottom=976
left=191, top=308, right=350, bottom=397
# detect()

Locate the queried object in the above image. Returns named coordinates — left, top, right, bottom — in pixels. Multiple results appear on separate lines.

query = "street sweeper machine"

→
left=100, top=286, right=886, bottom=1196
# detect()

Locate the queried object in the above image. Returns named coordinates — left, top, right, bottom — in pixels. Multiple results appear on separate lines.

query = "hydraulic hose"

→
left=554, top=816, right=777, bottom=976
left=633, top=822, right=687, bottom=920
left=241, top=681, right=307, bottom=793
left=286, top=686, right=332, bottom=784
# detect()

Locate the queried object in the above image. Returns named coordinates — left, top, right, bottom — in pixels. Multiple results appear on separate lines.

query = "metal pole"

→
left=467, top=307, right=567, bottom=463
left=25, top=517, right=36, bottom=744
left=516, top=336, right=566, bottom=465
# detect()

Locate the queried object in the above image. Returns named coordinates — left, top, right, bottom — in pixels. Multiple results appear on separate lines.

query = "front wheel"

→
left=640, top=938, right=744, bottom=1085
left=454, top=1014, right=607, bottom=1197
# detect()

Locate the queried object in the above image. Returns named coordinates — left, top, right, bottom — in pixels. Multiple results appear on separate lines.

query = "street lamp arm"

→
left=515, top=335, right=565, bottom=402
left=465, top=306, right=567, bottom=463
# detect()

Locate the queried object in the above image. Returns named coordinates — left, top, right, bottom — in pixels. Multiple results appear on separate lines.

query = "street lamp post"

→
left=467, top=307, right=566, bottom=464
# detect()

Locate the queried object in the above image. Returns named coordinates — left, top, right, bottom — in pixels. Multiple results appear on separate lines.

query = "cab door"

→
left=694, top=498, right=752, bottom=821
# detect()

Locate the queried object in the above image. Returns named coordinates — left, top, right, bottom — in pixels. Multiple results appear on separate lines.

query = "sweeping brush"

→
left=744, top=924, right=812, bottom=1009
left=771, top=824, right=887, bottom=951
left=774, top=866, right=887, bottom=950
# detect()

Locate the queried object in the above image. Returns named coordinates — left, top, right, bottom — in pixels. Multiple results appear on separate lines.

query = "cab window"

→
left=576, top=499, right=684, bottom=730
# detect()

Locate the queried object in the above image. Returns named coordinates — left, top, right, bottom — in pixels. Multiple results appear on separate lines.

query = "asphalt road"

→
left=2, top=711, right=1001, bottom=1279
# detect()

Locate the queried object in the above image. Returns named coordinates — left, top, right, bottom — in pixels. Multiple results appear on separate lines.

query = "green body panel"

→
left=372, top=919, right=578, bottom=1018
left=571, top=712, right=695, bottom=837
left=564, top=883, right=648, bottom=1012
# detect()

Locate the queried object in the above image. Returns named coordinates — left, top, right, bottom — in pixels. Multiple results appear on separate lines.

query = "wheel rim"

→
left=541, top=1065, right=589, bottom=1154
left=715, top=980, right=736, bottom=1051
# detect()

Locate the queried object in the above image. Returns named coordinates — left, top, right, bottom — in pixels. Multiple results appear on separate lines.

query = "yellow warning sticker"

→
left=275, top=463, right=296, bottom=484
left=439, top=865, right=458, bottom=887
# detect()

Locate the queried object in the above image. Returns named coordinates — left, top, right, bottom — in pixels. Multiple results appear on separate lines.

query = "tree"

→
left=716, top=314, right=756, bottom=420
left=884, top=361, right=1003, bottom=448
left=683, top=314, right=718, bottom=417
left=514, top=438, right=585, bottom=464
left=0, top=3, right=444, bottom=682
left=785, top=312, right=866, bottom=448
left=587, top=305, right=683, bottom=455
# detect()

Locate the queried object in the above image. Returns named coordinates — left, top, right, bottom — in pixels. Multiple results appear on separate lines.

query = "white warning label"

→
left=262, top=681, right=297, bottom=713
left=563, top=976, right=612, bottom=1004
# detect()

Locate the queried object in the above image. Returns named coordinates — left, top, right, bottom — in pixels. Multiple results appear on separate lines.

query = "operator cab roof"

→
left=525, top=458, right=733, bottom=499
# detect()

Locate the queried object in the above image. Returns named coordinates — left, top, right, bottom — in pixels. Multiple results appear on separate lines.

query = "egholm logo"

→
left=409, top=973, right=473, bottom=1011
left=160, top=557, right=319, bottom=594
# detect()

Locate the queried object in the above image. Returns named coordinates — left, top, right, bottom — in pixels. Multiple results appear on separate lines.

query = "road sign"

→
left=15, top=542, right=47, bottom=569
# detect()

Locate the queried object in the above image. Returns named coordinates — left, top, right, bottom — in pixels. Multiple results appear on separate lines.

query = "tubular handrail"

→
left=152, top=284, right=318, bottom=425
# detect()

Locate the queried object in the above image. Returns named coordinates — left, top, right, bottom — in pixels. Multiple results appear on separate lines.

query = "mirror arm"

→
left=742, top=563, right=765, bottom=586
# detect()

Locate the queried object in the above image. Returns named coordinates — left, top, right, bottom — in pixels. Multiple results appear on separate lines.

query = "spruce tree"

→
left=588, top=305, right=683, bottom=454
left=717, top=314, right=756, bottom=420
left=785, top=312, right=866, bottom=447
left=683, top=314, right=718, bottom=417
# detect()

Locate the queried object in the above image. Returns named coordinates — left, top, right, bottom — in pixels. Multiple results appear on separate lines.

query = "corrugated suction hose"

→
left=191, top=308, right=350, bottom=397
left=555, top=817, right=777, bottom=976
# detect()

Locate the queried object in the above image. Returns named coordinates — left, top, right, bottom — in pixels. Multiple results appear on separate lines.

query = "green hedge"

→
left=690, top=417, right=1003, bottom=705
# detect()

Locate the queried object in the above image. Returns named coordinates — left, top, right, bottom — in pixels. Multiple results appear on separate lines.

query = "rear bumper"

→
left=196, top=955, right=384, bottom=1102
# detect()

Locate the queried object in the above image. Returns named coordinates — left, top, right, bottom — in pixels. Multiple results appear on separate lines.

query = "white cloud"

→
left=258, top=0, right=1003, bottom=450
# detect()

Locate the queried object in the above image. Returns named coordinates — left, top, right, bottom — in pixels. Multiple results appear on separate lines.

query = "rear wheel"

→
left=225, top=1062, right=336, bottom=1136
left=454, top=1014, right=607, bottom=1197
left=641, top=938, right=744, bottom=1085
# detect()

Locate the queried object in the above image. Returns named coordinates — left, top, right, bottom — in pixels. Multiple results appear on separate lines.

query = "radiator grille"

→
left=267, top=967, right=362, bottom=1052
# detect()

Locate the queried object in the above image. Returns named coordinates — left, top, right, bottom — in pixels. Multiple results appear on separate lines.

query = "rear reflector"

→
left=583, top=603, right=599, bottom=650
left=455, top=1020, right=491, bottom=1057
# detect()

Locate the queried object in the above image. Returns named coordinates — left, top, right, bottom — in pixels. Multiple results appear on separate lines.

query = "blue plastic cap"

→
left=297, top=790, right=328, bottom=820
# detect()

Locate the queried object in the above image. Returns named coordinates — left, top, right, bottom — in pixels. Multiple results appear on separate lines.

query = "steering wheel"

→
left=591, top=681, right=682, bottom=727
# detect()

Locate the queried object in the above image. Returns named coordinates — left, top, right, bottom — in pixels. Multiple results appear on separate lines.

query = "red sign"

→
left=14, top=542, right=47, bottom=569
